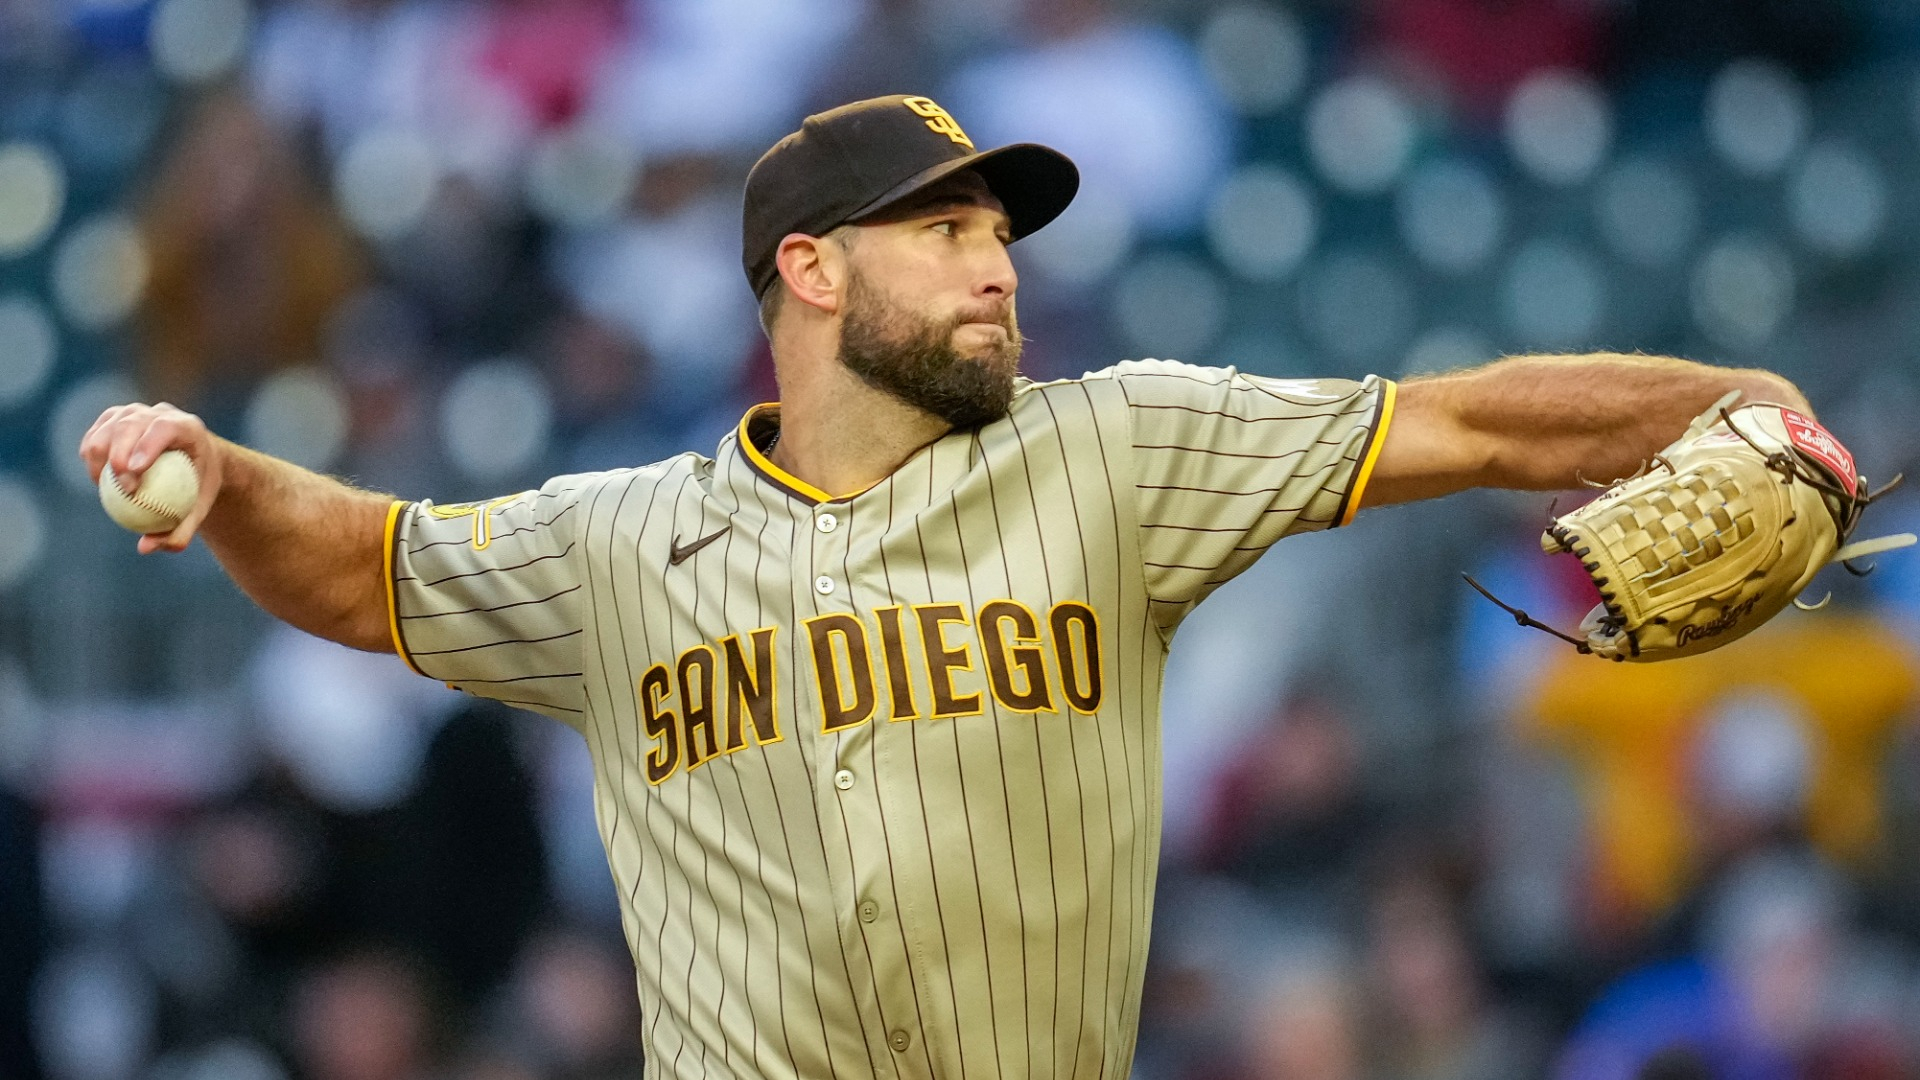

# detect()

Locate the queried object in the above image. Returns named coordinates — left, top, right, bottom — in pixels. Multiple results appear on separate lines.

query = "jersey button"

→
left=814, top=575, right=835, bottom=595
left=888, top=1030, right=912, bottom=1053
left=857, top=900, right=880, bottom=923
left=833, top=769, right=855, bottom=791
left=816, top=512, right=838, bottom=533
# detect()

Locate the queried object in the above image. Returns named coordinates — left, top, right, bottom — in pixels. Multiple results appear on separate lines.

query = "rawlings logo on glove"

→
left=1467, top=391, right=1915, bottom=662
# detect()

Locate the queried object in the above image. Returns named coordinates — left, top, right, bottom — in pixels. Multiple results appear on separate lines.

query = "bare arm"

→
left=79, top=403, right=396, bottom=652
left=1359, top=353, right=1813, bottom=509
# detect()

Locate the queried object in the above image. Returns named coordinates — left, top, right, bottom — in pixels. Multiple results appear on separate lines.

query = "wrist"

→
left=199, top=437, right=254, bottom=533
left=1742, top=372, right=1812, bottom=415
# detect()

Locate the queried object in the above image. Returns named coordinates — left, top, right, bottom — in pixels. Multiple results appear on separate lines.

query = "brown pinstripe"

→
left=387, top=360, right=1394, bottom=1079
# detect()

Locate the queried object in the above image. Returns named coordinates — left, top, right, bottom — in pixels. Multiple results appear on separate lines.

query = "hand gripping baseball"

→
left=1467, top=391, right=1916, bottom=661
left=78, top=402, right=225, bottom=554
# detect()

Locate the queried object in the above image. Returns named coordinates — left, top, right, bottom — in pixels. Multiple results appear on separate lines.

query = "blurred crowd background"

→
left=6, top=0, right=1920, bottom=1077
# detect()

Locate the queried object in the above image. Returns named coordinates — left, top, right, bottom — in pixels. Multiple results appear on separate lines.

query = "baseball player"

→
left=82, top=95, right=1815, bottom=1078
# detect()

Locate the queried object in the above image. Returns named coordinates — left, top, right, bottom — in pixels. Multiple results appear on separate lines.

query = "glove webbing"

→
left=1593, top=466, right=1757, bottom=587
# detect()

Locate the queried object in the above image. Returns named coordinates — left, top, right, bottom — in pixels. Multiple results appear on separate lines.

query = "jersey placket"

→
left=804, top=495, right=925, bottom=1078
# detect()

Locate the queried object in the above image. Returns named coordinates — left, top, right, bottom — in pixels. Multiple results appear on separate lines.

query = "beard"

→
left=835, top=268, right=1023, bottom=430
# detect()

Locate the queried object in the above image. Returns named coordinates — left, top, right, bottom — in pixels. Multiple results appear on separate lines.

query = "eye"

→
left=931, top=220, right=956, bottom=237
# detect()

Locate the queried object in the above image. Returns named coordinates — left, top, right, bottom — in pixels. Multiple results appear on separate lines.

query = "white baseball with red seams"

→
left=99, top=449, right=199, bottom=534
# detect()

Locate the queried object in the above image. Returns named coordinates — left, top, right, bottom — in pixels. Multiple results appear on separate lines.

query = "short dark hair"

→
left=757, top=286, right=785, bottom=339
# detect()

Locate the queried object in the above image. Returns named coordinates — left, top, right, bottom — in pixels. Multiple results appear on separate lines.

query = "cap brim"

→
left=848, top=143, right=1079, bottom=241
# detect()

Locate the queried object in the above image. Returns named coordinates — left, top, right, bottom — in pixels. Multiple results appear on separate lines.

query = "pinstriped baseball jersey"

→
left=385, top=359, right=1395, bottom=1080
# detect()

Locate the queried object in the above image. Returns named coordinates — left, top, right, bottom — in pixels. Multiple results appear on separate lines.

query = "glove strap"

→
left=1832, top=532, right=1918, bottom=565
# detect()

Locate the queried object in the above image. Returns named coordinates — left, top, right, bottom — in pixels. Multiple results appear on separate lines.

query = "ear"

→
left=774, top=233, right=845, bottom=317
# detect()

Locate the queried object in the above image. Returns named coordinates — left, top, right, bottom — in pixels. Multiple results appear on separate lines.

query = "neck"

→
left=765, top=345, right=951, bottom=499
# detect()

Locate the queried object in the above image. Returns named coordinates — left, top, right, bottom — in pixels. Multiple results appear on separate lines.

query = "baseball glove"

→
left=1468, top=391, right=1914, bottom=662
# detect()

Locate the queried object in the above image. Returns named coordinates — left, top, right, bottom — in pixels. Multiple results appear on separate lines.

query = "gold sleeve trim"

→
left=1338, top=379, right=1397, bottom=528
left=384, top=500, right=427, bottom=677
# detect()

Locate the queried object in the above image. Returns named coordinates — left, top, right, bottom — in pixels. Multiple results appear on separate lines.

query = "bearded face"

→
left=834, top=265, right=1023, bottom=430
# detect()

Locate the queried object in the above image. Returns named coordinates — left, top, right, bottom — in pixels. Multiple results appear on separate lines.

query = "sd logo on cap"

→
left=741, top=95, right=1079, bottom=298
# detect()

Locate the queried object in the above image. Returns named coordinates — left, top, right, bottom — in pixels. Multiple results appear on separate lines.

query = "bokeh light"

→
left=1706, top=59, right=1808, bottom=176
left=1019, top=185, right=1137, bottom=290
left=1199, top=4, right=1310, bottom=117
left=0, top=294, right=58, bottom=409
left=242, top=367, right=350, bottom=472
left=1504, top=70, right=1612, bottom=187
left=1401, top=326, right=1492, bottom=377
left=1396, top=158, right=1505, bottom=274
left=334, top=128, right=441, bottom=242
left=1112, top=252, right=1226, bottom=361
left=47, top=372, right=138, bottom=493
left=1787, top=140, right=1887, bottom=259
left=1206, top=165, right=1318, bottom=281
left=0, top=474, right=48, bottom=592
left=58, top=63, right=166, bottom=175
left=1594, top=156, right=1699, bottom=268
left=148, top=1038, right=288, bottom=1080
left=51, top=213, right=149, bottom=330
left=439, top=358, right=554, bottom=483
left=558, top=213, right=757, bottom=392
left=35, top=948, right=156, bottom=1080
left=0, top=141, right=66, bottom=257
left=1306, top=77, right=1415, bottom=195
left=10, top=9, right=1920, bottom=1080
left=1501, top=239, right=1605, bottom=350
left=150, top=0, right=251, bottom=84
left=1299, top=249, right=1414, bottom=362
left=1691, top=235, right=1795, bottom=350
left=525, top=124, right=641, bottom=229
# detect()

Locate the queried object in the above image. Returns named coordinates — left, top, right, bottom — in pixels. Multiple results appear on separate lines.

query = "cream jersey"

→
left=385, top=359, right=1396, bottom=1080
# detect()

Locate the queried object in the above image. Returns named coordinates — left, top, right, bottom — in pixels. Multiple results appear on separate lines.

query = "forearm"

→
left=200, top=438, right=397, bottom=652
left=1432, top=353, right=1810, bottom=490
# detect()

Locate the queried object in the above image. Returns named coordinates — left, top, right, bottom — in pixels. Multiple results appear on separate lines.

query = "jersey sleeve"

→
left=386, top=472, right=591, bottom=724
left=1115, top=359, right=1395, bottom=621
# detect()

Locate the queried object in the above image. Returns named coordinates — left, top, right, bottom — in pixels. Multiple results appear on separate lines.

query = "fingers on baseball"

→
left=79, top=404, right=140, bottom=483
left=104, top=405, right=202, bottom=491
left=82, top=406, right=150, bottom=485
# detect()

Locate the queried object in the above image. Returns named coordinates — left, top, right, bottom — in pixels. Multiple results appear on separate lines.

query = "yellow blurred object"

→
left=1524, top=614, right=1916, bottom=924
left=138, top=91, right=365, bottom=409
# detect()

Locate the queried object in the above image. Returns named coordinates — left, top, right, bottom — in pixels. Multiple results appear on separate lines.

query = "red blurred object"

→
left=1803, top=1024, right=1913, bottom=1080
left=478, top=0, right=627, bottom=128
left=1367, top=0, right=1606, bottom=118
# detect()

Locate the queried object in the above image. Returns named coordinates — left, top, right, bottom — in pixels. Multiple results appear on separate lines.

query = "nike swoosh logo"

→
left=669, top=526, right=731, bottom=566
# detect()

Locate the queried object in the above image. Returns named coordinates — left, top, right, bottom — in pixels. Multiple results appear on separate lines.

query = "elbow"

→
left=347, top=612, right=401, bottom=657
left=348, top=583, right=404, bottom=656
left=291, top=584, right=399, bottom=656
left=293, top=606, right=396, bottom=656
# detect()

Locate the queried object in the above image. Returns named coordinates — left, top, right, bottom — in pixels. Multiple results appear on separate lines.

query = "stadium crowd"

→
left=5, top=0, right=1920, bottom=1077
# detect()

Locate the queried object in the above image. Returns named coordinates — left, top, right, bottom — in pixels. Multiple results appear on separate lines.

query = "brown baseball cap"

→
left=742, top=94, right=1079, bottom=298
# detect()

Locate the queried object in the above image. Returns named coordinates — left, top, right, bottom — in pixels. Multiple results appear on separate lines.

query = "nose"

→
left=975, top=239, right=1017, bottom=300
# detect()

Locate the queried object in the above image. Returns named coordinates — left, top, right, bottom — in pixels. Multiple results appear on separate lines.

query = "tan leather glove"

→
left=1507, top=392, right=1913, bottom=661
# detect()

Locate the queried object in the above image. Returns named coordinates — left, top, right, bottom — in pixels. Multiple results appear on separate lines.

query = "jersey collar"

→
left=735, top=403, right=861, bottom=505
left=732, top=384, right=1040, bottom=508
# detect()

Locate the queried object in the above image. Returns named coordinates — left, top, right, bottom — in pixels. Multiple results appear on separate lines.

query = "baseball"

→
left=99, top=449, right=200, bottom=534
